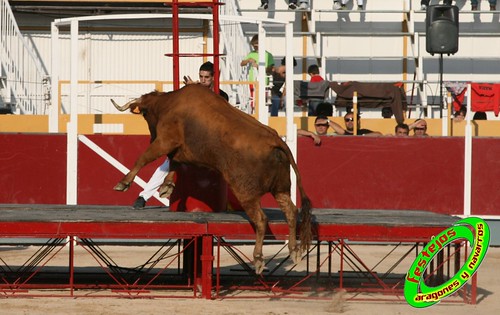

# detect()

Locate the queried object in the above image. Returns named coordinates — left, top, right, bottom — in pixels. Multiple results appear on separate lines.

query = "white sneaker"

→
left=333, top=1, right=342, bottom=10
left=299, top=2, right=309, bottom=10
left=421, top=4, right=427, bottom=10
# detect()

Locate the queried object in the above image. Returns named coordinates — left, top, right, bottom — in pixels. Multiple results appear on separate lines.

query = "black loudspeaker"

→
left=426, top=5, right=459, bottom=55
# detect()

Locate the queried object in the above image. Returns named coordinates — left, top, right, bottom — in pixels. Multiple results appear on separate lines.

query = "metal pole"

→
left=284, top=23, right=296, bottom=204
left=69, top=236, right=75, bottom=297
left=439, top=53, right=444, bottom=118
left=213, top=0, right=220, bottom=95
left=463, top=84, right=472, bottom=216
left=257, top=23, right=267, bottom=125
left=49, top=22, right=60, bottom=133
left=67, top=19, right=79, bottom=205
left=172, top=0, right=180, bottom=90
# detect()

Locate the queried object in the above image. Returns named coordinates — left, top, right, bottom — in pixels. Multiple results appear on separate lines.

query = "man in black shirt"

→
left=328, top=112, right=382, bottom=136
left=183, top=61, right=229, bottom=101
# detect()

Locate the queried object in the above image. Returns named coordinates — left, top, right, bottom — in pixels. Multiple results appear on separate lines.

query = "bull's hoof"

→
left=254, top=256, right=265, bottom=275
left=159, top=182, right=175, bottom=198
left=290, top=248, right=302, bottom=265
left=113, top=182, right=130, bottom=192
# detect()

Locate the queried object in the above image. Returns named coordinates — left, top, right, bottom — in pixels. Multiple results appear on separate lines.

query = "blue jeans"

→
left=270, top=95, right=281, bottom=116
left=308, top=99, right=323, bottom=116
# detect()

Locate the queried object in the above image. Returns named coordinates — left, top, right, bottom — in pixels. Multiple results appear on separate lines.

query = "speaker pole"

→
left=439, top=53, right=444, bottom=118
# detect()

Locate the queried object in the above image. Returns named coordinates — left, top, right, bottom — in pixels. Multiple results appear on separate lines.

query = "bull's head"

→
left=111, top=96, right=157, bottom=143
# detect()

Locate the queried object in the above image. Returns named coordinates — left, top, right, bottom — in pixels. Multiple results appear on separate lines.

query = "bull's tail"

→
left=279, top=142, right=313, bottom=252
left=299, top=194, right=313, bottom=252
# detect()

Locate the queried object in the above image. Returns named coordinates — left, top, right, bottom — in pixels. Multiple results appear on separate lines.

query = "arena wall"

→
left=1, top=133, right=498, bottom=217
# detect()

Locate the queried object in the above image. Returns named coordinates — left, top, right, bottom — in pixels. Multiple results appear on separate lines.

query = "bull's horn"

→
left=110, top=98, right=137, bottom=112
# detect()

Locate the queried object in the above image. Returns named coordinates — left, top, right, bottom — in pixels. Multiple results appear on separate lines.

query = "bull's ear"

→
left=132, top=106, right=141, bottom=114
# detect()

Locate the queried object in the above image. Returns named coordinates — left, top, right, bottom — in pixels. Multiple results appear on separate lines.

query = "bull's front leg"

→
left=114, top=142, right=167, bottom=192
left=113, top=159, right=147, bottom=192
left=114, top=179, right=133, bottom=192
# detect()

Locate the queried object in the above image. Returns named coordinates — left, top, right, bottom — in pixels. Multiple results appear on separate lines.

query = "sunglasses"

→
left=315, top=123, right=329, bottom=127
left=414, top=127, right=426, bottom=131
left=344, top=118, right=355, bottom=122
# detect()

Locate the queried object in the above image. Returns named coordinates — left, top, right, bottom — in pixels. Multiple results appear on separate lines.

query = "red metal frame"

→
left=0, top=236, right=199, bottom=298
left=0, top=213, right=478, bottom=303
left=212, top=238, right=476, bottom=304
left=167, top=0, right=223, bottom=92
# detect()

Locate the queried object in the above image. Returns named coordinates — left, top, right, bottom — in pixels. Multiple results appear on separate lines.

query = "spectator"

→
left=134, top=62, right=229, bottom=209
left=473, top=111, right=487, bottom=120
left=258, top=0, right=309, bottom=10
left=183, top=61, right=229, bottom=102
left=269, top=57, right=297, bottom=116
left=307, top=64, right=324, bottom=82
left=306, top=64, right=326, bottom=115
left=328, top=112, right=382, bottom=136
left=409, top=119, right=429, bottom=137
left=394, top=123, right=410, bottom=137
left=420, top=0, right=452, bottom=11
left=453, top=106, right=467, bottom=122
left=316, top=102, right=333, bottom=117
left=381, top=107, right=393, bottom=119
left=471, top=0, right=497, bottom=10
left=298, top=116, right=334, bottom=145
left=333, top=0, right=364, bottom=10
left=240, top=35, right=275, bottom=110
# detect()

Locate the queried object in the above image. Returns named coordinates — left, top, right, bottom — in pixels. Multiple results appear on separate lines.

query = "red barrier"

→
left=294, top=136, right=464, bottom=215
left=1, top=133, right=499, bottom=216
left=77, top=135, right=166, bottom=206
left=0, top=133, right=66, bottom=204
left=169, top=164, right=227, bottom=212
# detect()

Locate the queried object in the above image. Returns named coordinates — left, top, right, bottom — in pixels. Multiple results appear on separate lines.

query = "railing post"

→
left=201, top=234, right=214, bottom=299
left=50, top=21, right=60, bottom=133
left=66, top=19, right=79, bottom=205
left=463, top=83, right=472, bottom=217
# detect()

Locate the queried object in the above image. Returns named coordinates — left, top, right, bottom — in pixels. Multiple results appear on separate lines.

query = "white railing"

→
left=220, top=0, right=253, bottom=113
left=0, top=0, right=49, bottom=114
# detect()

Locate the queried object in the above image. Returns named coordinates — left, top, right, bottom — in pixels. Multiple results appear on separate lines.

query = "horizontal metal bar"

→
left=315, top=32, right=414, bottom=36
left=316, top=9, right=410, bottom=13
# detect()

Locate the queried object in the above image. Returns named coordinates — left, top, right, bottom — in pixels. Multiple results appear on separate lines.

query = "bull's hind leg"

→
left=236, top=198, right=268, bottom=274
left=159, top=170, right=176, bottom=198
left=274, top=192, right=302, bottom=264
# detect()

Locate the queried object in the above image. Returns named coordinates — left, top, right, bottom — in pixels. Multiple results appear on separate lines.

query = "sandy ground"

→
left=0, top=243, right=499, bottom=315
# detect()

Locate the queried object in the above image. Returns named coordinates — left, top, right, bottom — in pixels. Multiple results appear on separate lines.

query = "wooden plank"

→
left=0, top=205, right=459, bottom=242
left=0, top=205, right=458, bottom=227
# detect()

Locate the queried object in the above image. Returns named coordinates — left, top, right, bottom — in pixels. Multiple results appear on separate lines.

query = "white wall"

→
left=13, top=0, right=500, bottom=115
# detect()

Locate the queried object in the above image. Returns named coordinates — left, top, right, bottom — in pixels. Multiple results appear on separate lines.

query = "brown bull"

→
left=111, top=84, right=312, bottom=274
